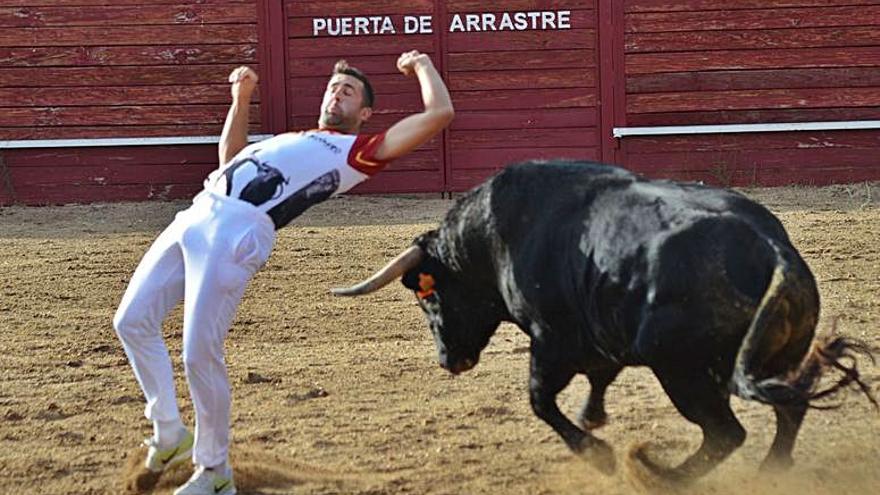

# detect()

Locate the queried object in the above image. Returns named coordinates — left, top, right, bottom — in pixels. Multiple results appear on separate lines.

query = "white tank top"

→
left=202, top=129, right=390, bottom=229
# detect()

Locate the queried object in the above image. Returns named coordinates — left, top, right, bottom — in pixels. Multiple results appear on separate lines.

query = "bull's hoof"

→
left=625, top=443, right=690, bottom=492
left=759, top=455, right=794, bottom=473
left=579, top=414, right=608, bottom=431
left=577, top=437, right=617, bottom=475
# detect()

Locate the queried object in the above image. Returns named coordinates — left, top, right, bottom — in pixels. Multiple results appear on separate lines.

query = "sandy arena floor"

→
left=0, top=183, right=878, bottom=494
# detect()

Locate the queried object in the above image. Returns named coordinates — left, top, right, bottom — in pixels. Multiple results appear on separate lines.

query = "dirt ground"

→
left=1, top=182, right=878, bottom=495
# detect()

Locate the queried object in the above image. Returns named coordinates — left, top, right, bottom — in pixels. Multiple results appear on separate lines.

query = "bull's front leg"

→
left=529, top=353, right=616, bottom=474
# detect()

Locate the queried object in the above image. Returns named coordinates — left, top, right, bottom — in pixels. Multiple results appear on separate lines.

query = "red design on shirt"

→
left=347, top=132, right=391, bottom=176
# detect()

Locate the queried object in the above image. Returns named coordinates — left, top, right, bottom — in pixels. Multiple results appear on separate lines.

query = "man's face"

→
left=318, top=74, right=372, bottom=133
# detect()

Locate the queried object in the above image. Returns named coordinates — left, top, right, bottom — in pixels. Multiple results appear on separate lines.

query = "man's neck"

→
left=318, top=125, right=359, bottom=135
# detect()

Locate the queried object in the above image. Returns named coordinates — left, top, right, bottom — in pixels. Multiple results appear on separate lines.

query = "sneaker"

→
left=144, top=429, right=194, bottom=473
left=173, top=465, right=236, bottom=495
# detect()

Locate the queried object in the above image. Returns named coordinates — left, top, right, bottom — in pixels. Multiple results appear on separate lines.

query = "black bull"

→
left=332, top=160, right=875, bottom=482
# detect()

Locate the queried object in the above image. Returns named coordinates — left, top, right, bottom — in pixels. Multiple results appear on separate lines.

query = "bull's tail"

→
left=730, top=247, right=877, bottom=409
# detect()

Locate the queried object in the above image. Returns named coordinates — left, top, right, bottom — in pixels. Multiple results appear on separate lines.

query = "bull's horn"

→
left=330, top=245, right=425, bottom=297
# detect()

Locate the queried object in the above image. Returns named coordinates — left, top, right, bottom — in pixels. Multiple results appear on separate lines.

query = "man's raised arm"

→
left=218, top=66, right=259, bottom=166
left=374, top=51, right=454, bottom=162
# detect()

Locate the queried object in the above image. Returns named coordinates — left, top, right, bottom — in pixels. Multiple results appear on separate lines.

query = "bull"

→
left=332, top=160, right=874, bottom=481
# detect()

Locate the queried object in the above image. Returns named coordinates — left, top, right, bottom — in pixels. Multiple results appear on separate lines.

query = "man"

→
left=114, top=50, right=453, bottom=495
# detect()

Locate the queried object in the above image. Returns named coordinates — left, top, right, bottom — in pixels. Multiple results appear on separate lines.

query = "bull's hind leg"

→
left=578, top=365, right=622, bottom=430
left=529, top=354, right=616, bottom=474
left=635, top=369, right=746, bottom=482
left=760, top=402, right=807, bottom=471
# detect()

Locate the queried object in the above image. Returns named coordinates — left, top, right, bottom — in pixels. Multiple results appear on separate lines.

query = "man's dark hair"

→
left=333, top=60, right=374, bottom=108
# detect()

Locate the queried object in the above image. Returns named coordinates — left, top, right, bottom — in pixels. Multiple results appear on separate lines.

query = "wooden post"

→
left=0, top=152, right=17, bottom=204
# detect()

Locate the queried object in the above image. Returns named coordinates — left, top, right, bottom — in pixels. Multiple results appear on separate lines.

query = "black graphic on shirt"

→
left=223, top=156, right=288, bottom=207
left=267, top=170, right=340, bottom=229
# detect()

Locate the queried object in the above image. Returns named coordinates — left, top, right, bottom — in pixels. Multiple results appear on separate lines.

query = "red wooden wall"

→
left=2, top=1, right=879, bottom=205
left=617, top=0, right=880, bottom=186
left=0, top=0, right=262, bottom=204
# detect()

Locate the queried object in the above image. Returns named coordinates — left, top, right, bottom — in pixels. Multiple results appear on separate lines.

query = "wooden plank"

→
left=628, top=87, right=880, bottom=113
left=449, top=128, right=599, bottom=148
left=351, top=170, right=442, bottom=194
left=0, top=0, right=254, bottom=5
left=288, top=35, right=433, bottom=57
left=0, top=85, right=237, bottom=107
left=624, top=0, right=880, bottom=14
left=0, top=65, right=258, bottom=87
left=448, top=68, right=595, bottom=91
left=625, top=106, right=880, bottom=126
left=0, top=105, right=259, bottom=127
left=382, top=150, right=442, bottom=172
left=11, top=183, right=203, bottom=205
left=286, top=0, right=434, bottom=17
left=451, top=88, right=596, bottom=111
left=626, top=46, right=880, bottom=74
left=626, top=26, right=880, bottom=53
left=447, top=29, right=595, bottom=52
left=450, top=147, right=599, bottom=170
left=623, top=130, right=880, bottom=153
left=447, top=0, right=594, bottom=9
left=451, top=108, right=598, bottom=130
left=750, top=165, right=880, bottom=187
left=289, top=53, right=433, bottom=77
left=290, top=73, right=422, bottom=96
left=0, top=45, right=257, bottom=67
left=625, top=6, right=880, bottom=33
left=0, top=5, right=257, bottom=27
left=290, top=92, right=423, bottom=116
left=627, top=67, right=880, bottom=93
left=10, top=163, right=215, bottom=186
left=0, top=25, right=257, bottom=47
left=448, top=49, right=595, bottom=71
left=5, top=145, right=219, bottom=167
left=0, top=124, right=263, bottom=140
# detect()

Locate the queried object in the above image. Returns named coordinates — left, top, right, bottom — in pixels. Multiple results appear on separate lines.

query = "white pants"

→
left=114, top=191, right=275, bottom=467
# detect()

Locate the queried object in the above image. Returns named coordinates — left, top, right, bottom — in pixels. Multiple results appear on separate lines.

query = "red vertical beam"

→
left=435, top=0, right=450, bottom=195
left=598, top=0, right=624, bottom=165
left=257, top=0, right=289, bottom=134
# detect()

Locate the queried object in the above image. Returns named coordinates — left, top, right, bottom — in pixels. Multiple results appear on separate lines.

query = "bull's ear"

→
left=413, top=229, right=439, bottom=252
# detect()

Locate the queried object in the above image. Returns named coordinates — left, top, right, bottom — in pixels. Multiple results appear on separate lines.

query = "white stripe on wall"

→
left=613, top=120, right=880, bottom=138
left=0, top=134, right=275, bottom=149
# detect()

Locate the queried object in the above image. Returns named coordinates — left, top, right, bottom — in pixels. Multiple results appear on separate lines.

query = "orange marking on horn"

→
left=417, top=273, right=435, bottom=298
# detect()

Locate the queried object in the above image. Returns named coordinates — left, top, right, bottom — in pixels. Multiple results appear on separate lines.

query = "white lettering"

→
left=449, top=14, right=464, bottom=32
left=465, top=14, right=480, bottom=32
left=514, top=12, right=528, bottom=30
left=527, top=11, right=541, bottom=29
left=499, top=12, right=514, bottom=30
left=355, top=17, right=369, bottom=35
left=482, top=13, right=497, bottom=31
left=404, top=15, right=419, bottom=34
left=341, top=17, right=352, bottom=35
left=312, top=18, right=327, bottom=36
left=419, top=15, right=433, bottom=34
left=542, top=11, right=555, bottom=29
left=327, top=19, right=340, bottom=36
left=558, top=10, right=571, bottom=29
left=381, top=16, right=396, bottom=34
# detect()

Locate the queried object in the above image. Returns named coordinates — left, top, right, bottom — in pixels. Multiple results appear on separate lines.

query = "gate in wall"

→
left=272, top=0, right=606, bottom=193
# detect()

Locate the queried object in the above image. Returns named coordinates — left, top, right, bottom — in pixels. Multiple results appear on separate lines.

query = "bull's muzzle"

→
left=442, top=357, right=477, bottom=375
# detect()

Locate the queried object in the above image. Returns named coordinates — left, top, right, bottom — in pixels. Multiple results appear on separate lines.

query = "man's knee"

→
left=113, top=302, right=147, bottom=340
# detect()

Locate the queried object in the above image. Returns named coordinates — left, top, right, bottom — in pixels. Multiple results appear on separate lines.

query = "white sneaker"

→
left=144, top=429, right=194, bottom=473
left=173, top=465, right=237, bottom=495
